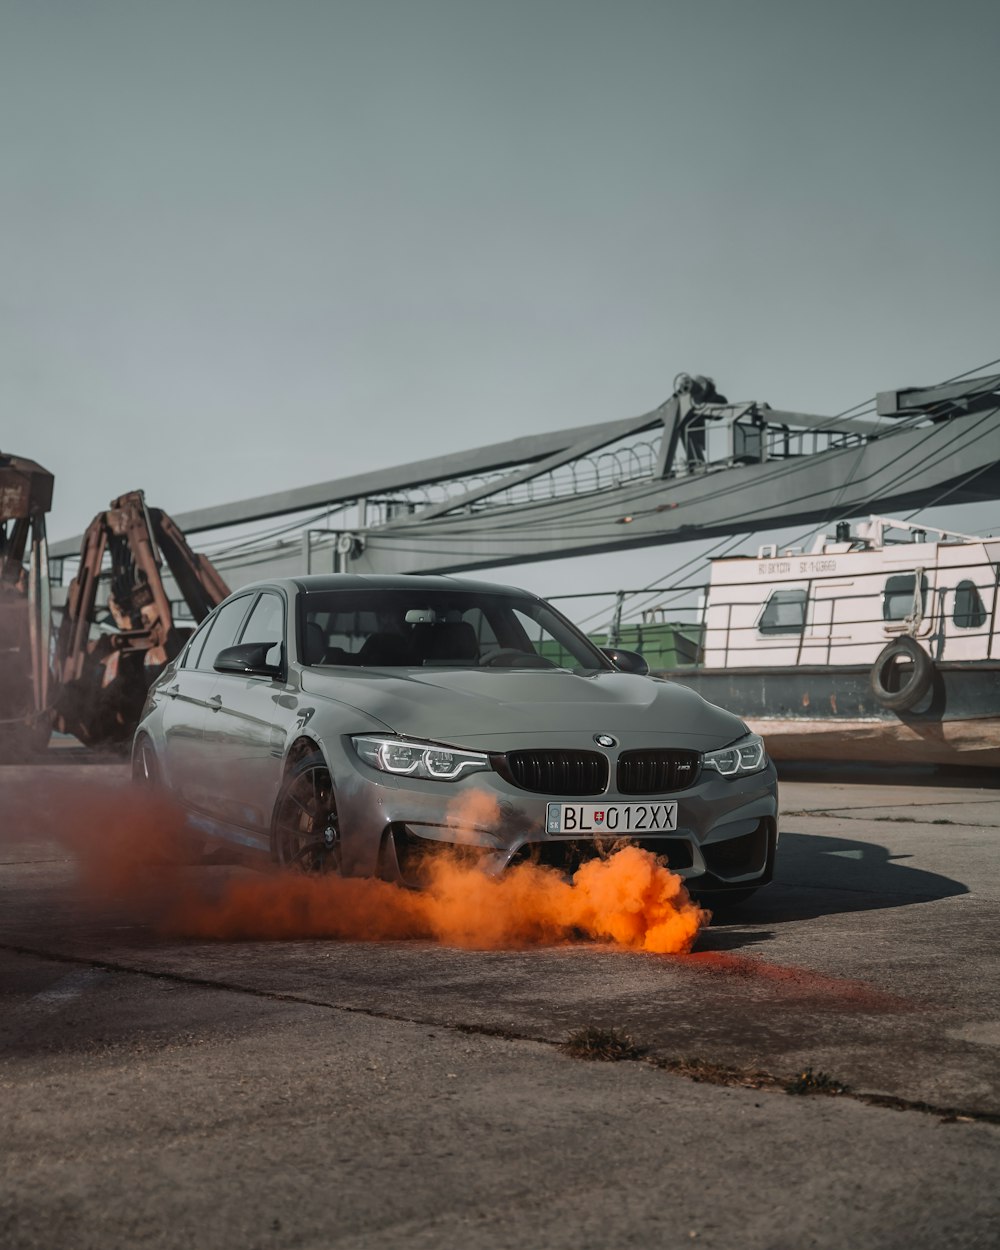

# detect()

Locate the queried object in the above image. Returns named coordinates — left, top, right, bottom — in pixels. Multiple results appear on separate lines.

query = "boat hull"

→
left=659, top=663, right=1000, bottom=768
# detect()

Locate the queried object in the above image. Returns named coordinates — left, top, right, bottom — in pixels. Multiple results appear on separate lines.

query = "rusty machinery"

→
left=0, top=452, right=55, bottom=756
left=52, top=491, right=230, bottom=747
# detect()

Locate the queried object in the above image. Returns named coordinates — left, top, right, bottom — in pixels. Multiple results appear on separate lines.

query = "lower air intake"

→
left=511, top=837, right=694, bottom=873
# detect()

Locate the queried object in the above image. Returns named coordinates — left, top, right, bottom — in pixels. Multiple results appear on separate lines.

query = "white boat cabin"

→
left=701, top=517, right=1000, bottom=669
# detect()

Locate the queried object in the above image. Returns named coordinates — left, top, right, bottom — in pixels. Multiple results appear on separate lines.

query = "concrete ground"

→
left=1, top=758, right=998, bottom=1249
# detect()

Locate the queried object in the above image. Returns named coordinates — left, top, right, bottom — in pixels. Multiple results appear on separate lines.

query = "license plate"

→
left=545, top=802, right=678, bottom=835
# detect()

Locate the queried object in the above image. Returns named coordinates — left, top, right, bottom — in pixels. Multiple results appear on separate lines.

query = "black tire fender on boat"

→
left=870, top=636, right=934, bottom=712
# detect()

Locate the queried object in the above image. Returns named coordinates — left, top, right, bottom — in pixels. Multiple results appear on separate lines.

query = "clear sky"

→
left=3, top=0, right=998, bottom=619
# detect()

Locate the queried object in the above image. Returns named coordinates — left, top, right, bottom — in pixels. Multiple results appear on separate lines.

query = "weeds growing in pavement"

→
left=561, top=1026, right=646, bottom=1061
left=655, top=1055, right=779, bottom=1090
left=785, top=1067, right=850, bottom=1096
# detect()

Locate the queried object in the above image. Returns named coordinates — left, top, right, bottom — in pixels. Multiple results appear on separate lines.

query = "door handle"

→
left=208, top=694, right=223, bottom=711
left=164, top=684, right=179, bottom=699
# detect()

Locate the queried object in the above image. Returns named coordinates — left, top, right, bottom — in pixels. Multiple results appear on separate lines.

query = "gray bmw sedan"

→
left=132, top=575, right=778, bottom=902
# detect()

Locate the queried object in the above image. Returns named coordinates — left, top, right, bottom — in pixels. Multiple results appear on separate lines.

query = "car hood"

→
left=298, top=666, right=745, bottom=748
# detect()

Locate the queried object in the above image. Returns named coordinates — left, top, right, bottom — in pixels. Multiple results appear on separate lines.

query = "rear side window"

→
left=953, top=581, right=987, bottom=629
left=193, top=596, right=253, bottom=672
left=180, top=615, right=216, bottom=669
left=883, top=574, right=928, bottom=621
left=758, top=588, right=807, bottom=635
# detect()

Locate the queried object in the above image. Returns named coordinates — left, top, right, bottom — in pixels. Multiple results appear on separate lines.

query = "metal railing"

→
left=551, top=560, right=1000, bottom=668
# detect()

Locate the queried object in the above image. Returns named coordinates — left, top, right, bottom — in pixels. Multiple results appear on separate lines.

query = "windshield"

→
left=299, top=588, right=611, bottom=673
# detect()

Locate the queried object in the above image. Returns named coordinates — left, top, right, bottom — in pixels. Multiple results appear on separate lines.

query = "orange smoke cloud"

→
left=2, top=773, right=709, bottom=955
left=171, top=843, right=707, bottom=954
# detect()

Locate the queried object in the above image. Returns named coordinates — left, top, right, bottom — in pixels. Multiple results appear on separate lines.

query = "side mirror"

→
left=214, top=642, right=283, bottom=678
left=601, top=647, right=649, bottom=676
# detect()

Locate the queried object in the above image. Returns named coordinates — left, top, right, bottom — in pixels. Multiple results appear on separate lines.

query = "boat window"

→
left=953, top=581, right=987, bottom=629
left=882, top=574, right=927, bottom=622
left=758, top=588, right=807, bottom=635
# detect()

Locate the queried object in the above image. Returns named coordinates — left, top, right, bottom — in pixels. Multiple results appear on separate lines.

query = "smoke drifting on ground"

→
left=171, top=843, right=706, bottom=953
left=1, top=772, right=708, bottom=954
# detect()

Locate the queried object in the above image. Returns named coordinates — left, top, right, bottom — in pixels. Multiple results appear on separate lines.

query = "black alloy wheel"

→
left=272, top=751, right=342, bottom=873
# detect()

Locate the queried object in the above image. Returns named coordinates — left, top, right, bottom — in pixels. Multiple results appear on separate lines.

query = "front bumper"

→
left=327, top=733, right=779, bottom=895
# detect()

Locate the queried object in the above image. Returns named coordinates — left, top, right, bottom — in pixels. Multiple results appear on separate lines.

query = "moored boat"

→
left=642, top=516, right=1000, bottom=768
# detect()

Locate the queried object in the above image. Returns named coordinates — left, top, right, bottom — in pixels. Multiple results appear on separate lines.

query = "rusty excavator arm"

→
left=0, top=452, right=54, bottom=756
left=53, top=490, right=230, bottom=747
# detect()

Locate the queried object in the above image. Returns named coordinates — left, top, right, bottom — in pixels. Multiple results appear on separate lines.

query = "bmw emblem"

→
left=594, top=734, right=617, bottom=748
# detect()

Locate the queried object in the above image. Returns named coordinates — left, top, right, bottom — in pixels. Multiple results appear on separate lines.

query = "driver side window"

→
left=239, top=592, right=285, bottom=667
left=193, top=596, right=253, bottom=672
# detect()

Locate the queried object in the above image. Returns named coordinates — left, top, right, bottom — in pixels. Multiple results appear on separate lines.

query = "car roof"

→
left=232, top=573, right=539, bottom=599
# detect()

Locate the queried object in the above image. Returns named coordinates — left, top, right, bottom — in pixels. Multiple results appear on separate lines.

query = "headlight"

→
left=703, top=733, right=767, bottom=777
left=350, top=735, right=491, bottom=782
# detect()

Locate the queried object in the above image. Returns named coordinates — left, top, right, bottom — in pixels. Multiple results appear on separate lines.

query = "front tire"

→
left=271, top=751, right=342, bottom=873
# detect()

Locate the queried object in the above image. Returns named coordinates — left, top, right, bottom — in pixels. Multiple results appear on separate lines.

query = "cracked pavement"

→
left=1, top=760, right=998, bottom=1249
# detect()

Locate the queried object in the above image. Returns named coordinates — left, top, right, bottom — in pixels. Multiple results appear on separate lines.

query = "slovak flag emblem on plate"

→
left=594, top=811, right=605, bottom=823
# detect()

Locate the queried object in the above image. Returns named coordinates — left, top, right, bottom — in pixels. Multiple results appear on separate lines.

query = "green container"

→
left=591, top=621, right=704, bottom=671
